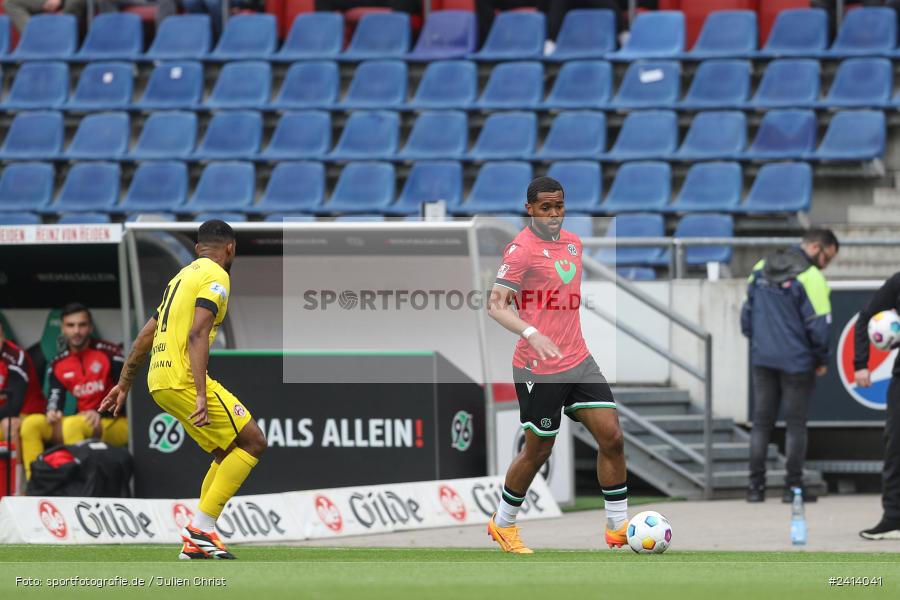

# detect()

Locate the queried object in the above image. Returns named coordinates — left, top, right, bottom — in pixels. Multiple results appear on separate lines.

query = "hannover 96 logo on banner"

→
left=451, top=411, right=473, bottom=452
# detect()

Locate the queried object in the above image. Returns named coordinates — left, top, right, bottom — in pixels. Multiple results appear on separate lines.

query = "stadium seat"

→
left=827, top=7, right=896, bottom=57
left=328, top=111, right=399, bottom=161
left=0, top=212, right=41, bottom=225
left=812, top=110, right=886, bottom=161
left=546, top=161, right=602, bottom=213
left=118, top=161, right=189, bottom=213
left=210, top=14, right=277, bottom=61
left=0, top=163, right=54, bottom=212
left=206, top=61, right=272, bottom=109
left=66, top=62, right=134, bottom=111
left=130, top=112, right=197, bottom=160
left=47, top=163, right=120, bottom=213
left=261, top=111, right=332, bottom=160
left=684, top=10, right=757, bottom=59
left=0, top=111, right=64, bottom=160
left=611, top=61, right=681, bottom=109
left=57, top=212, right=112, bottom=224
left=475, top=61, right=544, bottom=109
left=65, top=112, right=130, bottom=160
left=542, top=60, right=613, bottom=109
left=747, top=59, right=820, bottom=108
left=738, top=162, right=812, bottom=213
left=665, top=162, right=741, bottom=213
left=742, top=109, right=817, bottom=160
left=452, top=162, right=532, bottom=215
left=609, top=11, right=685, bottom=60
left=264, top=214, right=317, bottom=222
left=341, top=60, right=408, bottom=109
left=0, top=16, right=9, bottom=57
left=601, top=161, right=671, bottom=212
left=596, top=213, right=665, bottom=266
left=193, top=111, right=263, bottom=160
left=408, top=60, right=477, bottom=109
left=5, top=62, right=69, bottom=110
left=250, top=162, right=326, bottom=214
left=274, top=12, right=343, bottom=61
left=536, top=111, right=606, bottom=160
left=758, top=9, right=828, bottom=58
left=679, top=59, right=751, bottom=109
left=821, top=58, right=892, bottom=108
left=470, top=12, right=545, bottom=60
left=342, top=12, right=410, bottom=60
left=272, top=61, right=339, bottom=110
left=11, top=15, right=77, bottom=60
left=673, top=214, right=734, bottom=265
left=126, top=213, right=177, bottom=222
left=144, top=15, right=211, bottom=60
left=137, top=62, right=203, bottom=110
left=548, top=9, right=616, bottom=60
left=467, top=112, right=537, bottom=161
left=180, top=162, right=256, bottom=213
left=397, top=111, right=468, bottom=160
left=384, top=161, right=463, bottom=215
left=616, top=267, right=657, bottom=281
left=319, top=162, right=396, bottom=214
left=75, top=13, right=143, bottom=61
left=408, top=10, right=476, bottom=60
left=193, top=212, right=247, bottom=222
left=674, top=111, right=746, bottom=160
left=603, top=110, right=678, bottom=161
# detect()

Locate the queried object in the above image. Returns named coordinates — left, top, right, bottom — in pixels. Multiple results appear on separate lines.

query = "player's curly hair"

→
left=198, top=219, right=235, bottom=245
left=527, top=177, right=564, bottom=204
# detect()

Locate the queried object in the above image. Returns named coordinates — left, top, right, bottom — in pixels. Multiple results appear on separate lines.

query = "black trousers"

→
left=882, top=378, right=900, bottom=521
left=315, top=0, right=421, bottom=13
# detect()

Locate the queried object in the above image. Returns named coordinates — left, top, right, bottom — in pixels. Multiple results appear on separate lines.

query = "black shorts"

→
left=513, top=355, right=616, bottom=437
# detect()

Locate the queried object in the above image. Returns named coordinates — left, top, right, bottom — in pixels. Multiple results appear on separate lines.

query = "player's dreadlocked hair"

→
left=527, top=177, right=564, bottom=204
left=197, top=220, right=235, bottom=246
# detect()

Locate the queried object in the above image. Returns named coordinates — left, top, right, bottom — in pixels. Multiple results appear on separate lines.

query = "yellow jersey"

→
left=147, top=257, right=230, bottom=392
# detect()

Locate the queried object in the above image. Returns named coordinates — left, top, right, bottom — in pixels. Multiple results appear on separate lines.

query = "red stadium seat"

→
left=759, top=0, right=810, bottom=46
left=681, top=0, right=757, bottom=48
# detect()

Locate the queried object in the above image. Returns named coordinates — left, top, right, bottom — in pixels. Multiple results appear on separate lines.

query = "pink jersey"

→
left=494, top=225, right=590, bottom=375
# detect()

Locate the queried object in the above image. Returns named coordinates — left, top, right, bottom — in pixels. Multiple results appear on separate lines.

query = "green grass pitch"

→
left=1, top=546, right=898, bottom=600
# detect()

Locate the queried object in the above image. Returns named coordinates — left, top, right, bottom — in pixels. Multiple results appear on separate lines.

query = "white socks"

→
left=192, top=510, right=217, bottom=532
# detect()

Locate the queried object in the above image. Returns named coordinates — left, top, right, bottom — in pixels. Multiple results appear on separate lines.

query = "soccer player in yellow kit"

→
left=101, top=220, right=266, bottom=560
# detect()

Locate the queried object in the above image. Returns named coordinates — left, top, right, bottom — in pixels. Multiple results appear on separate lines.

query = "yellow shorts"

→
left=150, top=381, right=252, bottom=453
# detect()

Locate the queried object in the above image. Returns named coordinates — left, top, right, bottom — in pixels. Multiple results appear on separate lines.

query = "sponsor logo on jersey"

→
left=89, top=361, right=102, bottom=374
left=233, top=404, right=246, bottom=418
left=497, top=263, right=510, bottom=278
left=73, top=380, right=105, bottom=397
left=542, top=249, right=550, bottom=258
left=507, top=244, right=518, bottom=255
left=567, top=243, right=578, bottom=256
left=554, top=260, right=577, bottom=284
left=210, top=282, right=227, bottom=300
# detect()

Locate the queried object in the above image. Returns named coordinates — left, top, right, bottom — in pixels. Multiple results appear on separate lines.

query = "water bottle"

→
left=790, top=487, right=807, bottom=546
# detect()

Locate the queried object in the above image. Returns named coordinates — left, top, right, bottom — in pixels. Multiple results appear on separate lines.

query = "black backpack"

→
left=27, top=441, right=132, bottom=497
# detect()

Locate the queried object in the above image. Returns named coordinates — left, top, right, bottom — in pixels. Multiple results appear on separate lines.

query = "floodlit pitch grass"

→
left=1, top=546, right=898, bottom=600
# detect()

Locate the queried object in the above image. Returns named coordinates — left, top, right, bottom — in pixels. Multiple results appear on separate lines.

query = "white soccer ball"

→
left=867, top=310, right=900, bottom=351
left=626, top=510, right=672, bottom=554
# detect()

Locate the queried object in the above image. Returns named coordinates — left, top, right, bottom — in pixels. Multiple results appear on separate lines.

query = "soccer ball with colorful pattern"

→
left=626, top=511, right=672, bottom=554
left=867, top=310, right=900, bottom=351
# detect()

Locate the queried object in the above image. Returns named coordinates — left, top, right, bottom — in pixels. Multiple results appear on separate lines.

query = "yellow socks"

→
left=198, top=447, right=258, bottom=520
left=199, top=461, right=220, bottom=506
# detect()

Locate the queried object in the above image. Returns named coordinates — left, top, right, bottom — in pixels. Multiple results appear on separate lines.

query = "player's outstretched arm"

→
left=487, top=284, right=561, bottom=361
left=99, top=316, right=157, bottom=417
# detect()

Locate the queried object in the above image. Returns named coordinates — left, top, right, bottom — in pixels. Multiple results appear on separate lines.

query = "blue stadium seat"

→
left=193, top=111, right=263, bottom=160
left=272, top=61, right=339, bottom=110
left=250, top=162, right=326, bottom=214
left=812, top=110, right=886, bottom=161
left=548, top=9, right=616, bottom=60
left=275, top=12, right=343, bottom=61
left=684, top=10, right=756, bottom=59
left=137, top=62, right=203, bottom=110
left=742, top=109, right=817, bottom=160
left=408, top=10, right=476, bottom=60
left=342, top=12, right=410, bottom=60
left=319, top=162, right=396, bottom=214
left=118, top=162, right=189, bottom=213
left=665, top=162, right=741, bottom=213
left=821, top=58, right=892, bottom=108
left=328, top=111, right=399, bottom=161
left=596, top=213, right=665, bottom=266
left=601, top=161, right=671, bottom=212
left=758, top=9, right=828, bottom=58
left=75, top=13, right=143, bottom=61
left=673, top=214, right=734, bottom=265
left=180, top=162, right=256, bottom=213
left=475, top=61, right=544, bottom=109
left=48, top=163, right=120, bottom=213
left=827, top=7, right=896, bottom=57
left=66, top=62, right=134, bottom=111
left=11, top=15, right=77, bottom=60
left=453, top=162, right=532, bottom=215
left=674, top=111, right=746, bottom=160
left=747, top=59, right=820, bottom=108
left=397, top=111, right=468, bottom=161
left=206, top=61, right=272, bottom=109
left=0, top=212, right=41, bottom=225
left=210, top=14, right=277, bottom=61
left=0, top=111, right=64, bottom=160
left=261, top=111, right=332, bottom=160
left=609, top=11, right=684, bottom=60
left=738, top=162, right=812, bottom=213
left=542, top=60, right=612, bottom=109
left=408, top=60, right=477, bottom=109
left=384, top=161, right=463, bottom=215
left=603, top=110, right=678, bottom=161
left=611, top=61, right=680, bottom=109
left=341, top=60, right=408, bottom=109
left=126, top=213, right=177, bottom=222
left=193, top=212, right=248, bottom=222
left=5, top=62, right=69, bottom=109
left=144, top=15, right=211, bottom=60
left=264, top=214, right=316, bottom=222
left=130, top=112, right=197, bottom=160
left=536, top=111, right=606, bottom=160
left=470, top=12, right=545, bottom=61
left=546, top=161, right=602, bottom=213
left=617, top=267, right=657, bottom=281
left=0, top=163, right=54, bottom=212
left=57, top=212, right=112, bottom=224
left=66, top=112, right=130, bottom=160
left=0, top=16, right=9, bottom=57
left=467, top=112, right=537, bottom=161
left=679, top=59, right=750, bottom=109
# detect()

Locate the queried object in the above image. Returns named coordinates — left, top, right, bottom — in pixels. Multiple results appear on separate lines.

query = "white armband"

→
left=521, top=326, right=538, bottom=339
